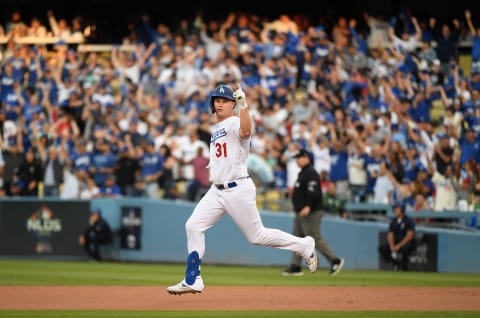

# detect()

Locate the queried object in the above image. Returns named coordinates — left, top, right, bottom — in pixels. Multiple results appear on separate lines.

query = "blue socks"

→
left=185, top=251, right=201, bottom=285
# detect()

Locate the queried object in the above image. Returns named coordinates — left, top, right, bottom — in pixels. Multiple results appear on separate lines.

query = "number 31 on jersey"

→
left=215, top=142, right=227, bottom=157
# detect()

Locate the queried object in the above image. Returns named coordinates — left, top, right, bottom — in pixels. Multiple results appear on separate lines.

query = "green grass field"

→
left=0, top=259, right=479, bottom=318
left=1, top=259, right=480, bottom=287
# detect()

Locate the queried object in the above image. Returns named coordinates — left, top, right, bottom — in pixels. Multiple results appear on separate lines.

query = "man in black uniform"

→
left=378, top=203, right=416, bottom=271
left=79, top=207, right=113, bottom=261
left=282, top=149, right=345, bottom=276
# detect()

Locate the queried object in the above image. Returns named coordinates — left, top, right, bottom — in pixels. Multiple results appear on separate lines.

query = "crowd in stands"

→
left=1, top=8, right=480, bottom=216
left=0, top=9, right=87, bottom=42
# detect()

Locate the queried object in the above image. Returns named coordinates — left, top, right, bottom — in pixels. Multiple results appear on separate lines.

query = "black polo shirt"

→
left=388, top=214, right=415, bottom=244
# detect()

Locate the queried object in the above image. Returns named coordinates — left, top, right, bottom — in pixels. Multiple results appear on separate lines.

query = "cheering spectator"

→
left=17, top=147, right=42, bottom=196
left=89, top=139, right=116, bottom=187
left=158, top=144, right=177, bottom=199
left=140, top=140, right=164, bottom=198
left=98, top=175, right=122, bottom=198
left=465, top=10, right=480, bottom=71
left=38, top=145, right=65, bottom=197
left=114, top=146, right=140, bottom=197
left=429, top=17, right=461, bottom=73
left=27, top=17, right=48, bottom=37
left=372, top=161, right=396, bottom=204
left=388, top=15, right=421, bottom=53
left=426, top=155, right=459, bottom=211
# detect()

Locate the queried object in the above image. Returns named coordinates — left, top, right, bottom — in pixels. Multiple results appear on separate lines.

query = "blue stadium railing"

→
left=344, top=202, right=478, bottom=231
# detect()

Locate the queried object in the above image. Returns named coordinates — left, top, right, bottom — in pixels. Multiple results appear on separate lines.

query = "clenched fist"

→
left=233, top=85, right=248, bottom=109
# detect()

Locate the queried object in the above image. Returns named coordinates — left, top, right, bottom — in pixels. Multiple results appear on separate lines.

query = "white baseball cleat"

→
left=304, top=236, right=318, bottom=273
left=166, top=277, right=204, bottom=295
left=166, top=282, right=201, bottom=295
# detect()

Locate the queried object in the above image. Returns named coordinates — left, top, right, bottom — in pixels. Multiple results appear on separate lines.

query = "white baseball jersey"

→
left=209, top=116, right=249, bottom=184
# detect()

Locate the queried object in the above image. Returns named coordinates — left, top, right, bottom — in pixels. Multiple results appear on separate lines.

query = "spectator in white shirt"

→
left=388, top=15, right=421, bottom=53
left=47, top=10, right=71, bottom=39
left=426, top=156, right=459, bottom=211
left=27, top=17, right=48, bottom=37
left=179, top=128, right=208, bottom=182
left=373, top=161, right=395, bottom=204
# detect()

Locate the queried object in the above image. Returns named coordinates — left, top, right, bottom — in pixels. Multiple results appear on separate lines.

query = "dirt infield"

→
left=1, top=286, right=479, bottom=311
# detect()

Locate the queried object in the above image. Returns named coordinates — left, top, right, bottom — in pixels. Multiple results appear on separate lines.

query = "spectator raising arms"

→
left=0, top=6, right=478, bottom=214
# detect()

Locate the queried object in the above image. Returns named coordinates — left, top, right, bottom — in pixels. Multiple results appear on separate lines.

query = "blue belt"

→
left=215, top=182, right=237, bottom=190
left=214, top=176, right=249, bottom=190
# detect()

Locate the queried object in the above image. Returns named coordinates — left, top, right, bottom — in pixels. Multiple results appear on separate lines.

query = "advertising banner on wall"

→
left=119, top=206, right=142, bottom=250
left=0, top=201, right=90, bottom=255
left=379, top=231, right=438, bottom=272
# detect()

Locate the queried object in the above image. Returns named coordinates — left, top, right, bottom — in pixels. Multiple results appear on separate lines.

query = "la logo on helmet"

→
left=219, top=86, right=225, bottom=93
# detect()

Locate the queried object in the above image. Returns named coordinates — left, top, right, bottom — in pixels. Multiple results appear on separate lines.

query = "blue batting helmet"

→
left=209, top=84, right=235, bottom=113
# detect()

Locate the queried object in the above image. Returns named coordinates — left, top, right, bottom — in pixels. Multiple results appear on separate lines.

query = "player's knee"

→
left=185, top=218, right=197, bottom=234
left=246, top=232, right=264, bottom=246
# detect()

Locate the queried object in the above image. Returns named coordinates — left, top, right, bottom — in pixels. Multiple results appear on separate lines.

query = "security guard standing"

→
left=282, top=149, right=345, bottom=276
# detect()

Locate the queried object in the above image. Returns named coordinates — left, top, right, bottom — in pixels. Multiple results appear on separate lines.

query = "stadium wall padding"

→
left=0, top=198, right=478, bottom=273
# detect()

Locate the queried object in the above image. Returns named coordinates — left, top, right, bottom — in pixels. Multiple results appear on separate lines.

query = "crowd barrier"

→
left=0, top=36, right=85, bottom=45
left=344, top=202, right=477, bottom=230
left=0, top=37, right=473, bottom=51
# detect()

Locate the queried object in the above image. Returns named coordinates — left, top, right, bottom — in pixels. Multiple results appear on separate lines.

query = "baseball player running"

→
left=167, top=83, right=318, bottom=295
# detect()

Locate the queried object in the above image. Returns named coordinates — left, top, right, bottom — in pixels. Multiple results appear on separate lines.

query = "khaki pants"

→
left=289, top=210, right=338, bottom=267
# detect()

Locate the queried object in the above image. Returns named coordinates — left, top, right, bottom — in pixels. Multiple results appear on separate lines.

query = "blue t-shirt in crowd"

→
left=329, top=148, right=348, bottom=181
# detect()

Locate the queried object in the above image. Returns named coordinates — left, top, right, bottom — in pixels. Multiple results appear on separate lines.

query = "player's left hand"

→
left=233, top=84, right=247, bottom=109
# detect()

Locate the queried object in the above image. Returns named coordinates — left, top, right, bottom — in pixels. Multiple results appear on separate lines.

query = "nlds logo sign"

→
left=27, top=206, right=62, bottom=233
left=26, top=205, right=62, bottom=253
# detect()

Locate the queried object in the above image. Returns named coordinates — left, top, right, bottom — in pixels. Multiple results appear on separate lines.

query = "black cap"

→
left=91, top=207, right=101, bottom=215
left=293, top=148, right=311, bottom=159
left=392, top=202, right=405, bottom=213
